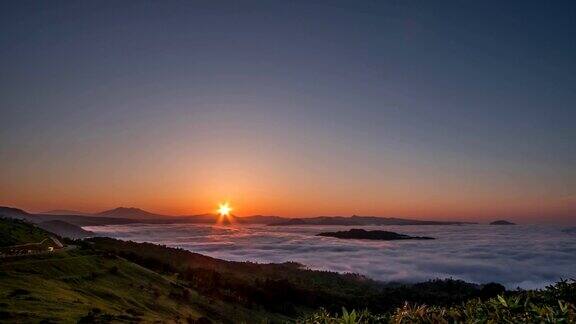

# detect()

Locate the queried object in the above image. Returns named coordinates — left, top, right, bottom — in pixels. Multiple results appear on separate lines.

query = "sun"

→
left=218, top=202, right=232, bottom=217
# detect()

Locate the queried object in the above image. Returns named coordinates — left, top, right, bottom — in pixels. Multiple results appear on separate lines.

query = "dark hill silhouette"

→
left=490, top=220, right=516, bottom=225
left=96, top=207, right=167, bottom=219
left=0, top=206, right=30, bottom=220
left=38, top=220, right=94, bottom=239
left=0, top=206, right=135, bottom=229
left=40, top=209, right=91, bottom=216
left=269, top=215, right=474, bottom=226
left=269, top=218, right=307, bottom=226
left=317, top=229, right=435, bottom=240
left=237, top=215, right=284, bottom=224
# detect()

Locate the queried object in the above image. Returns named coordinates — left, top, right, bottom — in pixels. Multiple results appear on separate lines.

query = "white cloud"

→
left=85, top=223, right=576, bottom=289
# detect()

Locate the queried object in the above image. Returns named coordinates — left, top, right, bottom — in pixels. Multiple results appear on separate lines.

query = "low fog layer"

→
left=85, top=223, right=576, bottom=289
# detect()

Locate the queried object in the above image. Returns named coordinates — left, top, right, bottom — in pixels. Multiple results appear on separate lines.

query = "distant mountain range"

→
left=40, top=209, right=92, bottom=216
left=96, top=207, right=170, bottom=219
left=0, top=207, right=95, bottom=239
left=0, top=206, right=475, bottom=237
left=42, top=207, right=169, bottom=219
left=268, top=215, right=474, bottom=226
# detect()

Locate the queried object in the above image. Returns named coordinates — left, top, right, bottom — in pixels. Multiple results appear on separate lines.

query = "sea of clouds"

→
left=84, top=223, right=576, bottom=289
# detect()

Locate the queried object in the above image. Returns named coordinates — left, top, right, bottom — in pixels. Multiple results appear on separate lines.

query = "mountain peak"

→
left=96, top=207, right=166, bottom=219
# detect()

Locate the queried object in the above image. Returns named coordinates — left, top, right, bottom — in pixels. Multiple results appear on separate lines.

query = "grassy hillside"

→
left=85, top=238, right=505, bottom=317
left=0, top=249, right=286, bottom=323
left=0, top=217, right=52, bottom=247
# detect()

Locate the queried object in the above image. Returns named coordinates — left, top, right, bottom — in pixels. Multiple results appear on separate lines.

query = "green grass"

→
left=0, top=219, right=289, bottom=323
left=0, top=251, right=191, bottom=322
left=0, top=249, right=285, bottom=323
left=0, top=217, right=52, bottom=247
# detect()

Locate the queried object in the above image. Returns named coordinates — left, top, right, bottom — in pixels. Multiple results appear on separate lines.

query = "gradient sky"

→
left=1, top=1, right=575, bottom=223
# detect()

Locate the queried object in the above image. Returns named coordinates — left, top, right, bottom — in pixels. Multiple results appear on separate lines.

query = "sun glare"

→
left=218, top=202, right=232, bottom=217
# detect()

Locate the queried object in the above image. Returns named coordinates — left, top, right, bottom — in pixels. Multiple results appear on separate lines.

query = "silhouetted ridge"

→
left=270, top=216, right=473, bottom=226
left=490, top=220, right=516, bottom=225
left=96, top=207, right=167, bottom=219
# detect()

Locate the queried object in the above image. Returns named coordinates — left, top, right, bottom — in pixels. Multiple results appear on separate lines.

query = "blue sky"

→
left=1, top=1, right=574, bottom=222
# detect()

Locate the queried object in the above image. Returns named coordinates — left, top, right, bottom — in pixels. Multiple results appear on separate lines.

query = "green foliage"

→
left=298, top=308, right=389, bottom=324
left=299, top=280, right=576, bottom=323
left=0, top=247, right=288, bottom=323
left=0, top=219, right=285, bottom=323
left=87, top=237, right=385, bottom=315
left=0, top=250, right=201, bottom=322
left=0, top=217, right=51, bottom=247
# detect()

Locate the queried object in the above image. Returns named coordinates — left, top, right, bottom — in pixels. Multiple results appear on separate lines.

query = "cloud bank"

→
left=85, top=223, right=576, bottom=289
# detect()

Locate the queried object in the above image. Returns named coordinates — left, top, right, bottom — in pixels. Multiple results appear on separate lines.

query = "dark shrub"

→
left=479, top=282, right=506, bottom=299
left=8, top=288, right=30, bottom=297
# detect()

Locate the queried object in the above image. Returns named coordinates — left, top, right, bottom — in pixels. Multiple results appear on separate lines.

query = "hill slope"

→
left=37, top=220, right=94, bottom=239
left=0, top=217, right=52, bottom=247
left=0, top=219, right=290, bottom=323
left=0, top=251, right=279, bottom=323
left=0, top=207, right=30, bottom=220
